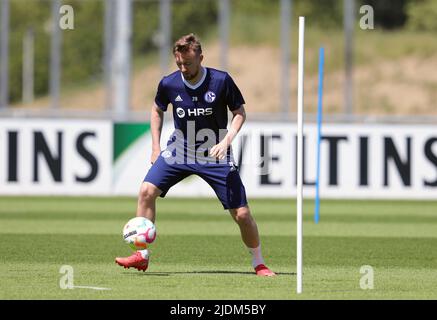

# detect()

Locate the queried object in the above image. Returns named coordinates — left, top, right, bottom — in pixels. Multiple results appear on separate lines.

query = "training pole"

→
left=296, top=16, right=305, bottom=294
left=315, top=47, right=325, bottom=224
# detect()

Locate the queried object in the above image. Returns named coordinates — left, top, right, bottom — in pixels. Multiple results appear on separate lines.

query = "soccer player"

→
left=115, top=34, right=275, bottom=276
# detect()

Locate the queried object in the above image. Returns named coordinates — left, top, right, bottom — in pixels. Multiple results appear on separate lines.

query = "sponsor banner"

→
left=112, top=122, right=151, bottom=195
left=0, top=119, right=112, bottom=195
left=230, top=122, right=437, bottom=199
left=114, top=121, right=437, bottom=199
left=2, top=119, right=437, bottom=199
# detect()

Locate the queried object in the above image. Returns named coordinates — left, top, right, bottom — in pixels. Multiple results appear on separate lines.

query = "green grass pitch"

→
left=0, top=196, right=436, bottom=300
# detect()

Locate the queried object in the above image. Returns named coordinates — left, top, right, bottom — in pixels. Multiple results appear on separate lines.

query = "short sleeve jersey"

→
left=154, top=67, right=245, bottom=153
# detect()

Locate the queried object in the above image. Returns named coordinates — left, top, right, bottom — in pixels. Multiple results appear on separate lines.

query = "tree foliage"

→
left=6, top=0, right=435, bottom=104
left=406, top=0, right=437, bottom=31
left=7, top=0, right=216, bottom=104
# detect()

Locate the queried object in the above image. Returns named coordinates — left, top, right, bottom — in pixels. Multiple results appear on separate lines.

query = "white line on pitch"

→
left=72, top=285, right=111, bottom=291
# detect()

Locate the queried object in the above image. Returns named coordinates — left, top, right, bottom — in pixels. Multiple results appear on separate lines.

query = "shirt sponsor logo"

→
left=176, top=107, right=213, bottom=118
left=176, top=107, right=186, bottom=118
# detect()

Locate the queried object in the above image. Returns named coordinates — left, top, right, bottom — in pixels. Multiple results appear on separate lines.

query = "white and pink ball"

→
left=123, top=217, right=157, bottom=250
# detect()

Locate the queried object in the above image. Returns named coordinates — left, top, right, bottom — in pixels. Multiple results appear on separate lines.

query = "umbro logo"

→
left=175, top=95, right=183, bottom=102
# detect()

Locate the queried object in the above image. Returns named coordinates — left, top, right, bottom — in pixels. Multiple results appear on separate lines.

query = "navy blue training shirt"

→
left=154, top=67, right=245, bottom=160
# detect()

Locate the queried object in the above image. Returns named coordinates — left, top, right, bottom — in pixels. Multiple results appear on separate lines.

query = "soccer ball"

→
left=123, top=217, right=157, bottom=250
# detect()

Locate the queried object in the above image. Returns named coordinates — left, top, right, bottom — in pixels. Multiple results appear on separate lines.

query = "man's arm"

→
left=210, top=105, right=246, bottom=160
left=150, top=103, right=164, bottom=164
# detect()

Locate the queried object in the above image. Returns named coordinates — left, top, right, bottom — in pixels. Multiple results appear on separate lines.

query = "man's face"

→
left=174, top=49, right=203, bottom=81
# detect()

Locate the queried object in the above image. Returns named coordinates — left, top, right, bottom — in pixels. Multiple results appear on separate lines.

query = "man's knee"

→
left=139, top=182, right=161, bottom=202
left=230, top=206, right=253, bottom=224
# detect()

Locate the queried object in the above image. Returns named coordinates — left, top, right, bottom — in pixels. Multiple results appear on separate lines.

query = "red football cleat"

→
left=254, top=264, right=276, bottom=277
left=115, top=251, right=149, bottom=272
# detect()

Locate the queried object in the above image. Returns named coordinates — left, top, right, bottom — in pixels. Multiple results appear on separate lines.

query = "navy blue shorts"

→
left=143, top=153, right=248, bottom=210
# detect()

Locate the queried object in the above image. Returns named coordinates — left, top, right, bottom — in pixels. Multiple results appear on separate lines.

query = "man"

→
left=115, top=34, right=275, bottom=276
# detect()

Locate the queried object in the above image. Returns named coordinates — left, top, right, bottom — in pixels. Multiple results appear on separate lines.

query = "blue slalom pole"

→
left=315, top=47, right=324, bottom=224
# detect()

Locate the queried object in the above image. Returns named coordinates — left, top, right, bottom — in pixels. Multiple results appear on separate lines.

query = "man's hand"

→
left=210, top=124, right=241, bottom=160
left=210, top=140, right=229, bottom=160
left=209, top=106, right=245, bottom=160
left=151, top=148, right=161, bottom=164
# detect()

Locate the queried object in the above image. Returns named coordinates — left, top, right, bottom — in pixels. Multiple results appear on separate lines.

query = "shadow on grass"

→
left=120, top=270, right=295, bottom=276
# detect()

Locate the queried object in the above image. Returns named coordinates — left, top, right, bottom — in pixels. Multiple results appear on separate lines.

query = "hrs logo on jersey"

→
left=176, top=107, right=213, bottom=118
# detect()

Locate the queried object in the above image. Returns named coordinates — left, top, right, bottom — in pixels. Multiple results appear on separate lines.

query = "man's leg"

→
left=115, top=182, right=162, bottom=271
left=229, top=206, right=276, bottom=277
left=116, top=152, right=190, bottom=272
left=229, top=205, right=259, bottom=248
left=197, top=163, right=275, bottom=276
left=136, top=182, right=162, bottom=223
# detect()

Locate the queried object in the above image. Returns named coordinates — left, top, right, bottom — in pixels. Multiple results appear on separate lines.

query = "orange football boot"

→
left=115, top=251, right=149, bottom=272
left=254, top=264, right=276, bottom=276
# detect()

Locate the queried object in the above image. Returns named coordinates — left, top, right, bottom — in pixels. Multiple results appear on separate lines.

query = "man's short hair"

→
left=173, top=33, right=202, bottom=55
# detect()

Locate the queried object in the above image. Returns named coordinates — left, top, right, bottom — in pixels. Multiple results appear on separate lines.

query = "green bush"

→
left=9, top=0, right=51, bottom=102
left=406, top=0, right=437, bottom=31
left=232, top=0, right=343, bottom=28
left=9, top=0, right=433, bottom=105
left=8, top=0, right=217, bottom=104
